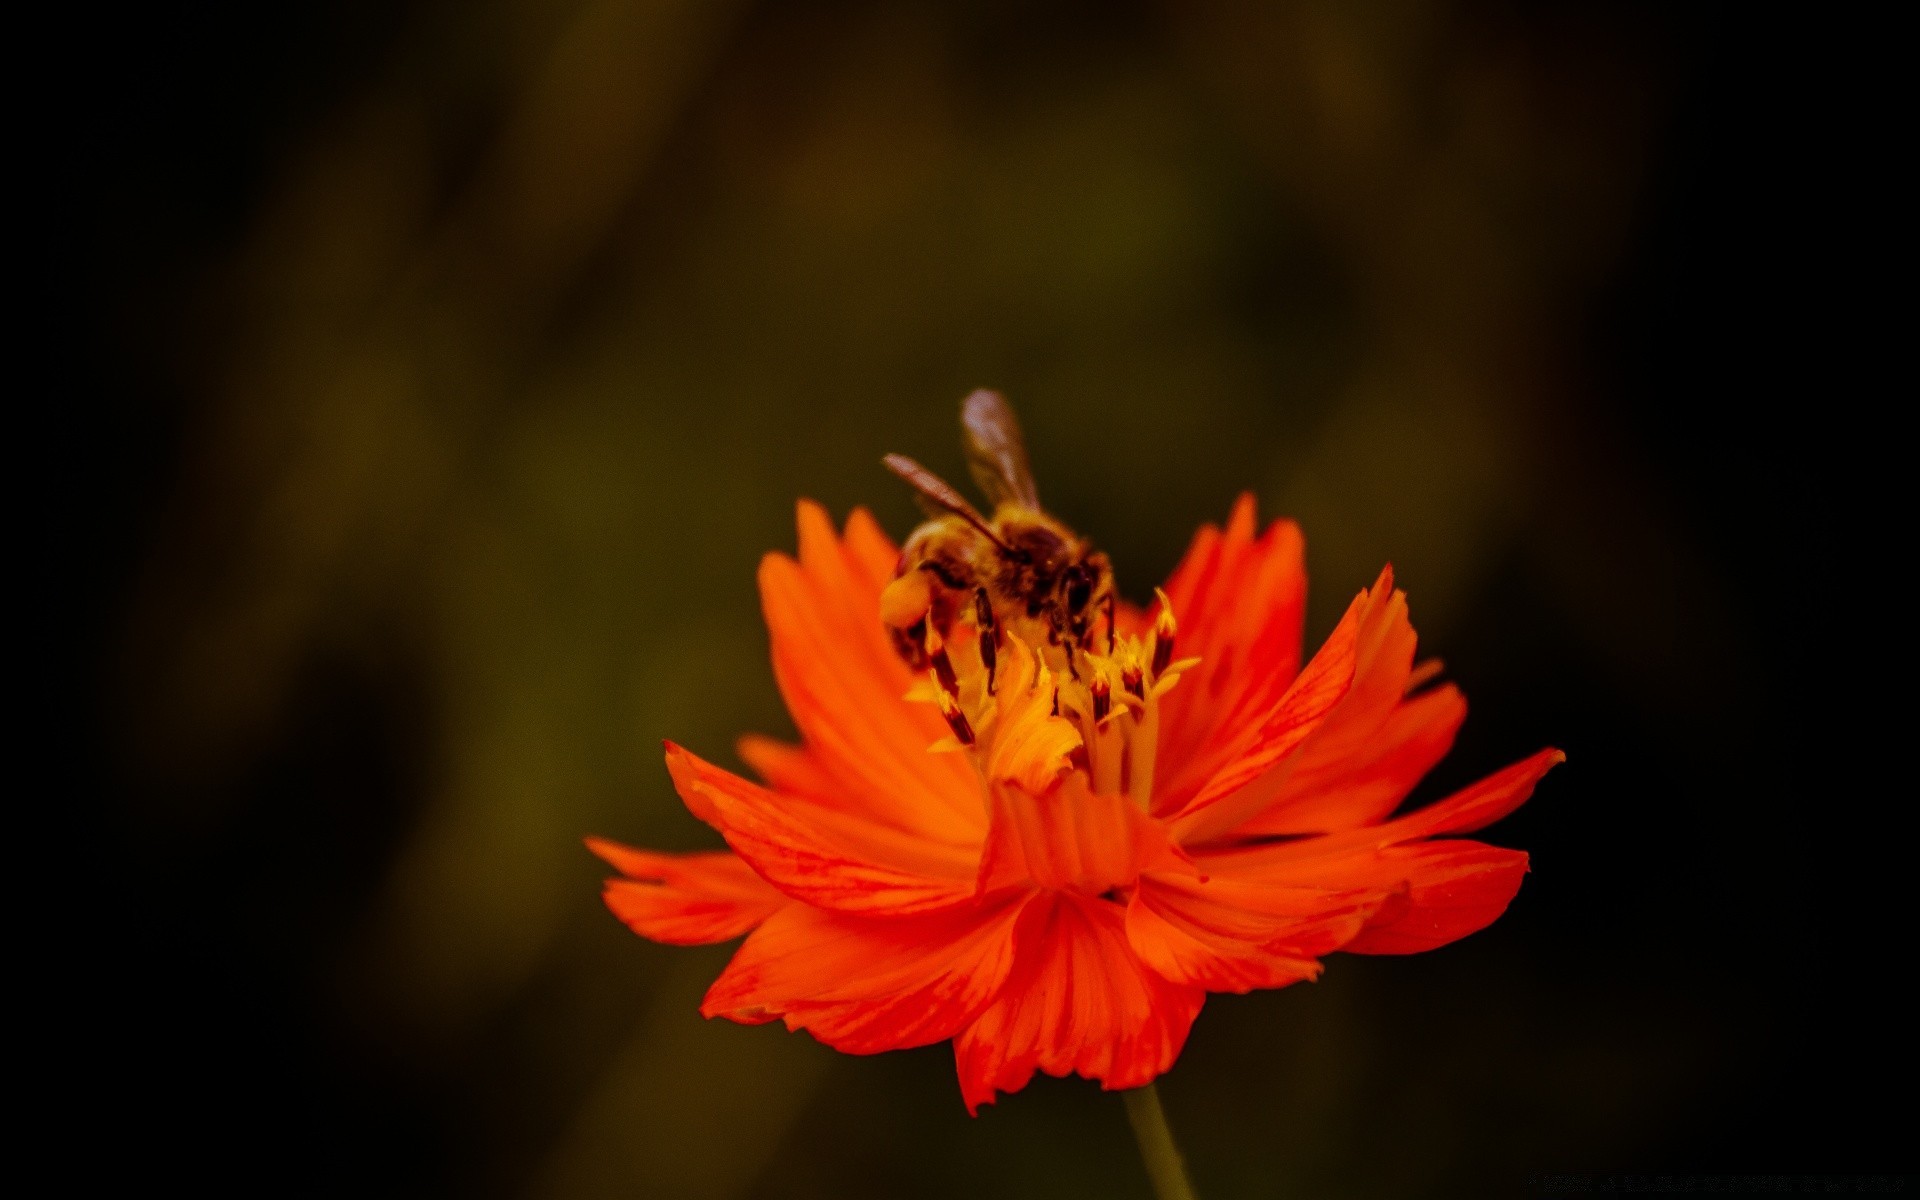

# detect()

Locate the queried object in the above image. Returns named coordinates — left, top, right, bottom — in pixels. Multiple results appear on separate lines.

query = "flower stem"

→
left=1122, top=1083, right=1199, bottom=1200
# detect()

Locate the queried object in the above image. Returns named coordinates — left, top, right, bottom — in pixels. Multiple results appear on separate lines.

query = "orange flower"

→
left=590, top=495, right=1560, bottom=1113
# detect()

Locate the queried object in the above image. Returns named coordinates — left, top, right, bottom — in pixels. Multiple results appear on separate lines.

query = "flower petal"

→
left=1234, top=663, right=1467, bottom=839
left=1111, top=596, right=1154, bottom=641
left=666, top=742, right=980, bottom=915
left=1341, top=842, right=1530, bottom=954
left=1195, top=747, right=1563, bottom=874
left=953, top=894, right=1205, bottom=1113
left=1161, top=573, right=1398, bottom=841
left=839, top=506, right=904, bottom=597
left=1383, top=746, right=1565, bottom=840
left=702, top=894, right=1032, bottom=1054
left=1124, top=873, right=1382, bottom=993
left=975, top=776, right=1194, bottom=897
left=760, top=501, right=987, bottom=844
left=1181, top=750, right=1557, bottom=957
left=586, top=836, right=787, bottom=945
left=1153, top=495, right=1308, bottom=802
left=735, top=733, right=842, bottom=802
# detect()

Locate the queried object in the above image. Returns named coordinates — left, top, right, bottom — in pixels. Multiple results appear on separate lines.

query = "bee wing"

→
left=883, top=454, right=1008, bottom=547
left=961, top=389, right=1041, bottom=510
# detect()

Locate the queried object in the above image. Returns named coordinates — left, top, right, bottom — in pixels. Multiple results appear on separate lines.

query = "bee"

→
left=881, top=390, right=1115, bottom=687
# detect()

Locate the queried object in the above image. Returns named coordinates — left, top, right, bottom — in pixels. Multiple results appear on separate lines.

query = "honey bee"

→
left=881, top=390, right=1115, bottom=686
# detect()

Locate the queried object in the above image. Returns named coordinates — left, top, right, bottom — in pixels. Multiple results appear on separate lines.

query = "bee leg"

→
left=1104, top=592, right=1116, bottom=654
left=1044, top=610, right=1081, bottom=681
left=925, top=622, right=960, bottom=697
left=973, top=587, right=999, bottom=694
left=1041, top=614, right=1076, bottom=680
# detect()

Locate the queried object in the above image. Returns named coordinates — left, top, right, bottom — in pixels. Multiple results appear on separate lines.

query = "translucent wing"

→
left=961, top=390, right=1040, bottom=510
left=883, top=454, right=1007, bottom=547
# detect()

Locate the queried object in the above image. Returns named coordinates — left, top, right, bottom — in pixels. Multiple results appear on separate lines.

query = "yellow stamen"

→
left=1150, top=587, right=1177, bottom=679
left=934, top=678, right=975, bottom=746
left=897, top=594, right=1196, bottom=813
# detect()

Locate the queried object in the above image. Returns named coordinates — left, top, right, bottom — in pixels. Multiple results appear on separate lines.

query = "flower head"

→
left=592, top=487, right=1559, bottom=1113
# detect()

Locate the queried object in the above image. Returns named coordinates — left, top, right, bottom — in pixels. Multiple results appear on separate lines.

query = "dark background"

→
left=45, top=0, right=1906, bottom=1196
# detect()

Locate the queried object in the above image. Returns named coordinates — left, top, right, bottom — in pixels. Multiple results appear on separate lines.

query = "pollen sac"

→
left=880, top=568, right=934, bottom=629
left=1122, top=663, right=1145, bottom=701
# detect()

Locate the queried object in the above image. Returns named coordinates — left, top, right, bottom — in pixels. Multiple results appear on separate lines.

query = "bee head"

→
left=1059, top=559, right=1097, bottom=617
left=1004, top=524, right=1070, bottom=575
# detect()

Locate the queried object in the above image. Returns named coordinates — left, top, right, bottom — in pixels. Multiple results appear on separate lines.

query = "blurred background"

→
left=47, top=0, right=1907, bottom=1196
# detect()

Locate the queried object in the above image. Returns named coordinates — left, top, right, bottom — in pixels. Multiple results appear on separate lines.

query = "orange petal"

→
left=1124, top=873, right=1381, bottom=993
left=760, top=501, right=987, bottom=844
left=975, top=777, right=1194, bottom=897
left=586, top=836, right=787, bottom=945
left=840, top=506, right=904, bottom=594
left=1111, top=596, right=1154, bottom=641
left=666, top=743, right=981, bottom=915
left=953, top=894, right=1206, bottom=1113
left=1384, top=747, right=1565, bottom=841
left=1194, top=748, right=1563, bottom=877
left=1219, top=574, right=1462, bottom=835
left=735, top=733, right=842, bottom=802
left=1342, top=842, right=1530, bottom=954
left=1153, top=495, right=1308, bottom=799
left=1169, top=754, right=1554, bottom=967
left=701, top=894, right=1032, bottom=1054
left=1236, top=680, right=1467, bottom=838
left=1161, top=570, right=1397, bottom=840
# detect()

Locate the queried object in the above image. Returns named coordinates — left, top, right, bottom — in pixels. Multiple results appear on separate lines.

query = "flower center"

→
left=907, top=589, right=1197, bottom=807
